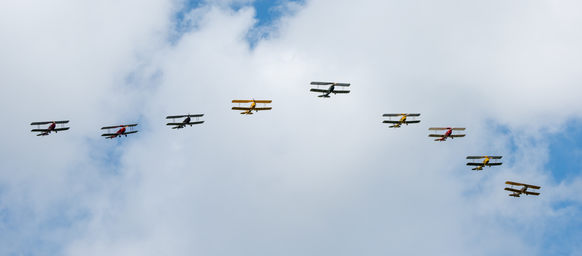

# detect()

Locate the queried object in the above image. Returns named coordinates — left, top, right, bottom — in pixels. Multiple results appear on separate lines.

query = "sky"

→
left=1, top=0, right=582, bottom=255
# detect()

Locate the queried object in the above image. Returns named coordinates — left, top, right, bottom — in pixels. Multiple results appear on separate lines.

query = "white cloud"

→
left=0, top=0, right=581, bottom=255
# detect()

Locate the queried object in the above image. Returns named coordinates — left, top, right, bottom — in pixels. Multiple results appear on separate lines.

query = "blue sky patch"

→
left=172, top=0, right=303, bottom=46
left=545, top=119, right=582, bottom=182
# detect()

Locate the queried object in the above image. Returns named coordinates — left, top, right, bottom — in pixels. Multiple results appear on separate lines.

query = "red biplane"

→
left=30, top=120, right=70, bottom=136
left=428, top=127, right=466, bottom=141
left=101, top=124, right=138, bottom=139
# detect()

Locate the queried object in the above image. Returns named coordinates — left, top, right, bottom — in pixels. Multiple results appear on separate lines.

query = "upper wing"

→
left=450, top=134, right=466, bottom=138
left=232, top=107, right=251, bottom=111
left=167, top=114, right=204, bottom=119
left=255, top=107, right=272, bottom=111
left=54, top=127, right=70, bottom=131
left=489, top=156, right=503, bottom=159
left=383, top=113, right=420, bottom=117
left=254, top=100, right=272, bottom=103
left=505, top=181, right=539, bottom=189
left=30, top=121, right=52, bottom=125
left=466, top=156, right=485, bottom=159
left=333, top=90, right=350, bottom=94
left=452, top=128, right=466, bottom=131
left=125, top=124, right=138, bottom=127
left=232, top=100, right=252, bottom=103
left=30, top=120, right=69, bottom=125
left=334, top=83, right=350, bottom=87
left=310, top=81, right=333, bottom=85
left=101, top=125, right=120, bottom=130
left=525, top=184, right=541, bottom=190
left=505, top=181, right=525, bottom=186
left=310, top=88, right=328, bottom=93
left=404, top=120, right=420, bottom=124
left=166, top=115, right=186, bottom=119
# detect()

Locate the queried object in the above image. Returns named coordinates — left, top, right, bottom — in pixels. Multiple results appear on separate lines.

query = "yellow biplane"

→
left=504, top=181, right=541, bottom=197
left=232, top=99, right=272, bottom=115
left=466, top=156, right=502, bottom=171
left=382, top=113, right=420, bottom=128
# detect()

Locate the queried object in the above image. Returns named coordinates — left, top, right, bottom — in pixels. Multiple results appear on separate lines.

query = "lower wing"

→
left=123, top=131, right=138, bottom=135
left=54, top=127, right=70, bottom=131
left=382, top=120, right=400, bottom=124
left=405, top=120, right=420, bottom=124
left=524, top=191, right=540, bottom=196
left=31, top=129, right=49, bottom=132
left=232, top=107, right=251, bottom=111
left=466, top=163, right=483, bottom=166
left=486, top=163, right=502, bottom=166
left=333, top=90, right=350, bottom=94
left=450, top=134, right=465, bottom=137
left=428, top=134, right=443, bottom=137
left=255, top=107, right=272, bottom=111
left=504, top=188, right=521, bottom=193
left=310, top=88, right=327, bottom=93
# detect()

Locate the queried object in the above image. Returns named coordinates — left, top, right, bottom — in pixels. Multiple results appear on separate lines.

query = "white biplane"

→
left=309, top=81, right=350, bottom=98
left=166, top=114, right=204, bottom=129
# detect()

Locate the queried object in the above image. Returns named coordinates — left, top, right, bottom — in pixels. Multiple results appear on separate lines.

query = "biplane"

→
left=504, top=181, right=541, bottom=197
left=30, top=120, right=70, bottom=136
left=166, top=114, right=204, bottom=129
left=382, top=113, right=420, bottom=128
left=231, top=99, right=272, bottom=115
left=466, top=156, right=502, bottom=170
left=428, top=127, right=466, bottom=141
left=101, top=124, right=138, bottom=139
left=309, top=81, right=350, bottom=98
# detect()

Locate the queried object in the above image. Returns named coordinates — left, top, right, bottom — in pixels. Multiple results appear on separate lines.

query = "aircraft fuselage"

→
left=436, top=128, right=454, bottom=141
left=241, top=101, right=257, bottom=114
left=108, top=126, right=127, bottom=138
